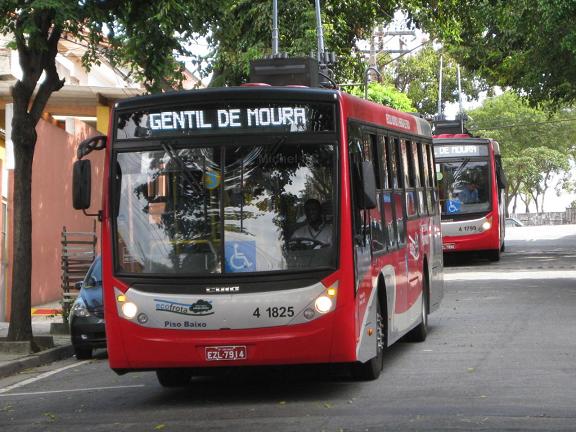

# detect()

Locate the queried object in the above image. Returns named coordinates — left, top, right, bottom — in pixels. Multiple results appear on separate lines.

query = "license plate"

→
left=443, top=243, right=456, bottom=250
left=205, top=345, right=247, bottom=361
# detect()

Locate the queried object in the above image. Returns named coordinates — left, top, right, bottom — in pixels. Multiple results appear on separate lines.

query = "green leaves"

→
left=350, top=83, right=415, bottom=112
left=431, top=0, right=576, bottom=106
left=389, top=46, right=488, bottom=116
left=468, top=92, right=576, bottom=212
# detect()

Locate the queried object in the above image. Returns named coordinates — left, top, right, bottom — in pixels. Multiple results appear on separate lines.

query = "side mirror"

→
left=74, top=281, right=83, bottom=290
left=361, top=160, right=377, bottom=209
left=73, top=159, right=91, bottom=210
left=84, top=276, right=98, bottom=289
left=77, top=135, right=106, bottom=159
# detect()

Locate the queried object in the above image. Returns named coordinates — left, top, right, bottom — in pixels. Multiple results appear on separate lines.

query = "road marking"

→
left=0, top=361, right=90, bottom=394
left=0, top=384, right=146, bottom=397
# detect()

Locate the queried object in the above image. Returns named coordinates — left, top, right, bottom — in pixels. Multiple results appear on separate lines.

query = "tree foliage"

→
left=350, top=83, right=414, bottom=112
left=381, top=45, right=489, bottom=116
left=467, top=92, right=576, bottom=213
left=422, top=0, right=576, bottom=106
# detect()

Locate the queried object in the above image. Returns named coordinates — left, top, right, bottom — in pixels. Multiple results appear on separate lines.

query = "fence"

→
left=512, top=208, right=576, bottom=226
left=60, top=222, right=97, bottom=324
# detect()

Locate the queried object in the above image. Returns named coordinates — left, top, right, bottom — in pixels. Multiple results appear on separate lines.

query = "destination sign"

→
left=116, top=103, right=334, bottom=139
left=433, top=144, right=489, bottom=158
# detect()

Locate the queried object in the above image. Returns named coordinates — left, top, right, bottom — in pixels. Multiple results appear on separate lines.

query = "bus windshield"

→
left=437, top=159, right=491, bottom=216
left=114, top=141, right=337, bottom=274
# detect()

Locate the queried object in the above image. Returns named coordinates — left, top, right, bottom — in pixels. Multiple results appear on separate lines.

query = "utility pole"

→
left=362, top=28, right=417, bottom=58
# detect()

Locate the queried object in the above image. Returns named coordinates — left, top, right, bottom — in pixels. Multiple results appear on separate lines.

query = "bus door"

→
left=348, top=125, right=373, bottom=302
left=495, top=153, right=508, bottom=244
left=399, top=139, right=422, bottom=309
left=386, top=136, right=410, bottom=332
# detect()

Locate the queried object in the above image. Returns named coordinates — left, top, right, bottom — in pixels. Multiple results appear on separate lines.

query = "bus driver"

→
left=458, top=182, right=479, bottom=204
left=290, top=199, right=332, bottom=248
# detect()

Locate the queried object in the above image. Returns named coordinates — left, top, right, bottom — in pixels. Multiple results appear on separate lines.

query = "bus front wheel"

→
left=352, top=299, right=385, bottom=381
left=487, top=248, right=501, bottom=262
left=156, top=368, right=192, bottom=387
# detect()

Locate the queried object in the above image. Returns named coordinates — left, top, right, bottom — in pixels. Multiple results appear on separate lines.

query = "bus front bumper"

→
left=107, top=313, right=356, bottom=371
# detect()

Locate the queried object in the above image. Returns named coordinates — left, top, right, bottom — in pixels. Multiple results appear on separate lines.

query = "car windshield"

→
left=437, top=159, right=491, bottom=216
left=83, top=257, right=102, bottom=288
left=114, top=142, right=337, bottom=274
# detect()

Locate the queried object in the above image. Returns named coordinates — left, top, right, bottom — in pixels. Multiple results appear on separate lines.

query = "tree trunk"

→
left=540, top=187, right=548, bottom=213
left=6, top=118, right=36, bottom=341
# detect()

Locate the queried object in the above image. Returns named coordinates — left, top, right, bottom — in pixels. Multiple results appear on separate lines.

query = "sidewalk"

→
left=0, top=308, right=74, bottom=379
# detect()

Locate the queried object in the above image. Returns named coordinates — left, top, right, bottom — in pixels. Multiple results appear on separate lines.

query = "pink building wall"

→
left=6, top=118, right=104, bottom=314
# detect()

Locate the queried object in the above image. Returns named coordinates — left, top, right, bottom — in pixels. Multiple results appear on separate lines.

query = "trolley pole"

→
left=314, top=0, right=325, bottom=61
left=272, top=0, right=279, bottom=56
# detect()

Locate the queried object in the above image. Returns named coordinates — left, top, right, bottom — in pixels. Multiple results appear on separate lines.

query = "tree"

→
left=350, top=83, right=414, bottom=112
left=386, top=46, right=489, bottom=117
left=0, top=0, right=211, bottom=342
left=502, top=155, right=538, bottom=215
left=467, top=92, right=576, bottom=213
left=419, top=1, right=576, bottom=106
left=524, top=147, right=570, bottom=214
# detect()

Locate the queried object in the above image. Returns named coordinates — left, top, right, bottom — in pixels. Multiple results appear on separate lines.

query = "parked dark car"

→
left=70, top=256, right=105, bottom=359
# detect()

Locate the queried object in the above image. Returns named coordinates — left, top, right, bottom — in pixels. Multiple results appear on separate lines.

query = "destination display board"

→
left=433, top=143, right=489, bottom=158
left=115, top=103, right=335, bottom=139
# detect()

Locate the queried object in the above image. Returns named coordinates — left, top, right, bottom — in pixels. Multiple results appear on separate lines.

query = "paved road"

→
left=1, top=225, right=575, bottom=431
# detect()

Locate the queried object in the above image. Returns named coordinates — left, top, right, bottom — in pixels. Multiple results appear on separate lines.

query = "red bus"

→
left=73, top=85, right=443, bottom=385
left=433, top=122, right=507, bottom=260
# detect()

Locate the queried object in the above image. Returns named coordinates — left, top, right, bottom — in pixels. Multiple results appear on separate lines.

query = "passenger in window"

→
left=290, top=199, right=332, bottom=248
left=459, top=182, right=479, bottom=204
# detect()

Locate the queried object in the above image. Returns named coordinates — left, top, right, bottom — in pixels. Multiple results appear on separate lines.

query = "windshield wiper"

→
left=161, top=141, right=203, bottom=194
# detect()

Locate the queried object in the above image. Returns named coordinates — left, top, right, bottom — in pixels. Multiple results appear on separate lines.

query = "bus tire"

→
left=405, top=279, right=428, bottom=343
left=488, top=248, right=501, bottom=262
left=352, top=299, right=385, bottom=381
left=156, top=368, right=192, bottom=387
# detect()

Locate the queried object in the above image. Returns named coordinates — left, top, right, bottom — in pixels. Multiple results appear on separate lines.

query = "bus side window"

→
left=393, top=137, right=406, bottom=246
left=426, top=144, right=439, bottom=214
left=364, top=132, right=386, bottom=255
left=417, top=142, right=430, bottom=215
left=381, top=135, right=397, bottom=250
left=349, top=125, right=364, bottom=242
left=401, top=138, right=418, bottom=219
left=411, top=141, right=425, bottom=216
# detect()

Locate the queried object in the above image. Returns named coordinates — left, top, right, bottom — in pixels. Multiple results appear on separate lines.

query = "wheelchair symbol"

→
left=225, top=241, right=256, bottom=272
left=446, top=200, right=461, bottom=214
left=228, top=242, right=254, bottom=271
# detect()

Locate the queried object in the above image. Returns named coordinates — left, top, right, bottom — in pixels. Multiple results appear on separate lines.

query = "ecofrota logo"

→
left=155, top=299, right=214, bottom=316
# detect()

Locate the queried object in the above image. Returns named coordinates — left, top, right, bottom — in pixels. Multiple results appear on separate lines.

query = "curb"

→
left=0, top=344, right=75, bottom=379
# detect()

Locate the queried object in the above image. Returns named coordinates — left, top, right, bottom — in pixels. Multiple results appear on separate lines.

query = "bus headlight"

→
left=315, top=296, right=333, bottom=314
left=121, top=302, right=138, bottom=319
left=482, top=221, right=491, bottom=231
